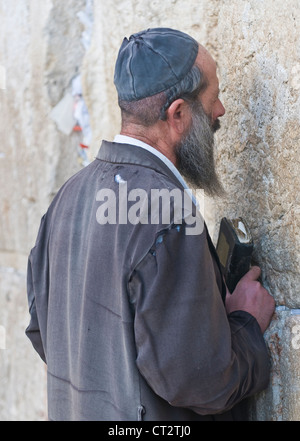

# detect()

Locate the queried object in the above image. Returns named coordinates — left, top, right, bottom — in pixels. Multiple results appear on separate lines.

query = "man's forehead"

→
left=114, top=28, right=199, bottom=101
left=195, top=46, right=217, bottom=74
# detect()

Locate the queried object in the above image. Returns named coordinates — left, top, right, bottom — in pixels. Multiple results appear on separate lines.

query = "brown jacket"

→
left=26, top=140, right=270, bottom=420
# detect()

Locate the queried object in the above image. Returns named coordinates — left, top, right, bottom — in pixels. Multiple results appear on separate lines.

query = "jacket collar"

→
left=96, top=140, right=186, bottom=190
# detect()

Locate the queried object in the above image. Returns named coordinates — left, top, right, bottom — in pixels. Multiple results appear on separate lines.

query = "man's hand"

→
left=225, top=266, right=275, bottom=333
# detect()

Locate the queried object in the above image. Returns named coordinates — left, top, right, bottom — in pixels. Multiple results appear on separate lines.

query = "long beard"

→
left=175, top=101, right=225, bottom=198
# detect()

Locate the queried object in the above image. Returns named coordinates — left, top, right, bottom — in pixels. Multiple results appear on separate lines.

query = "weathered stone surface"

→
left=205, top=0, right=300, bottom=311
left=0, top=256, right=47, bottom=420
left=81, top=0, right=208, bottom=156
left=250, top=309, right=300, bottom=420
left=198, top=1, right=300, bottom=420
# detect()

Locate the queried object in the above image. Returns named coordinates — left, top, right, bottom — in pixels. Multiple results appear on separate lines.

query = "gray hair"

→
left=118, top=65, right=207, bottom=127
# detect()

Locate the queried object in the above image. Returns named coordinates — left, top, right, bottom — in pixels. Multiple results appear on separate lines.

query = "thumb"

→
left=242, top=265, right=261, bottom=282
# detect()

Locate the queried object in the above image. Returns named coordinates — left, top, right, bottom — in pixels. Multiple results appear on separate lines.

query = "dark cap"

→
left=114, top=28, right=199, bottom=101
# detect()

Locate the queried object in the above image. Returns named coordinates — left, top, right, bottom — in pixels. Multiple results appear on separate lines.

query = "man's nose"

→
left=216, top=99, right=225, bottom=118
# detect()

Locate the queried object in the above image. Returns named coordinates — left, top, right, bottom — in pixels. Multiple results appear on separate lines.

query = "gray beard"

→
left=175, top=101, right=225, bottom=198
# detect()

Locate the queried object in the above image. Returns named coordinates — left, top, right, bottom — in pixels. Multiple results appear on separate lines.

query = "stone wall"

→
left=203, top=1, right=300, bottom=420
left=0, top=0, right=88, bottom=420
left=0, top=0, right=299, bottom=420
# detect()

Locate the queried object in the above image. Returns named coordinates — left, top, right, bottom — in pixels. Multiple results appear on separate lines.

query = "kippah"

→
left=114, top=28, right=199, bottom=101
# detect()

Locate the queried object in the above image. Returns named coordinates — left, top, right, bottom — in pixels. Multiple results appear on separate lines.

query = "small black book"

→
left=216, top=217, right=254, bottom=293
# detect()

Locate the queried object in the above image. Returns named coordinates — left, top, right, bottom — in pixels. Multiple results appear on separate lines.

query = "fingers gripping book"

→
left=216, top=217, right=254, bottom=293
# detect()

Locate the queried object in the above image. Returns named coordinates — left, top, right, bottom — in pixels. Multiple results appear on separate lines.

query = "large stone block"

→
left=0, top=0, right=90, bottom=420
left=202, top=1, right=300, bottom=420
left=0, top=0, right=299, bottom=421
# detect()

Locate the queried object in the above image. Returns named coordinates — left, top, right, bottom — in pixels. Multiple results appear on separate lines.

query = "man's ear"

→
left=166, top=99, right=191, bottom=134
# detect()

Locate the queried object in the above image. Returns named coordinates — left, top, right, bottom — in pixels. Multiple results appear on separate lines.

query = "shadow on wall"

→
left=45, top=0, right=94, bottom=192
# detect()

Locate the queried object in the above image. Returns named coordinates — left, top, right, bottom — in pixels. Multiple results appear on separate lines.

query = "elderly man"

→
left=26, top=28, right=275, bottom=421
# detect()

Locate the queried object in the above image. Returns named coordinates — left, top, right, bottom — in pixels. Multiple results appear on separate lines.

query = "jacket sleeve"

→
left=26, top=251, right=46, bottom=363
left=25, top=215, right=47, bottom=364
left=128, top=222, right=270, bottom=415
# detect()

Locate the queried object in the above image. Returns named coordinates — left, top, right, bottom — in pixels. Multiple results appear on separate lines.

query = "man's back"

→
left=26, top=27, right=275, bottom=421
